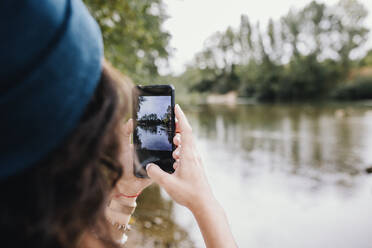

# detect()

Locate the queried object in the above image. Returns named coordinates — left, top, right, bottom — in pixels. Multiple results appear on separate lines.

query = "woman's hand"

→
left=146, top=104, right=216, bottom=212
left=114, top=119, right=152, bottom=197
left=147, top=105, right=237, bottom=248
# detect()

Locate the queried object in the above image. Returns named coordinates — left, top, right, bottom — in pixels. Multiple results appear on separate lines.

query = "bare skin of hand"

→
left=146, top=105, right=214, bottom=211
left=146, top=105, right=237, bottom=248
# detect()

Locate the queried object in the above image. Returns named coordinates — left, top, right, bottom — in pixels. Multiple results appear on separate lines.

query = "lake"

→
left=136, top=125, right=172, bottom=151
left=129, top=102, right=372, bottom=248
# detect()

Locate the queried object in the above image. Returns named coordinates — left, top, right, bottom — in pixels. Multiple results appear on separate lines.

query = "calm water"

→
left=132, top=103, right=372, bottom=248
left=137, top=125, right=172, bottom=151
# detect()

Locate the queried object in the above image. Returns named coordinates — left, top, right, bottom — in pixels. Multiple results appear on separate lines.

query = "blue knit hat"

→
left=0, top=0, right=103, bottom=179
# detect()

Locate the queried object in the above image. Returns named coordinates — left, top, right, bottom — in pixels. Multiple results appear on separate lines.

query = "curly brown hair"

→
left=0, top=60, right=132, bottom=248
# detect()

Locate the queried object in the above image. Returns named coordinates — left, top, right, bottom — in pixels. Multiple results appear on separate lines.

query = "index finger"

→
left=175, top=104, right=193, bottom=146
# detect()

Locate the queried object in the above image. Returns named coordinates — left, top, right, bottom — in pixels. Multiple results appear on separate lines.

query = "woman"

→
left=0, top=0, right=236, bottom=247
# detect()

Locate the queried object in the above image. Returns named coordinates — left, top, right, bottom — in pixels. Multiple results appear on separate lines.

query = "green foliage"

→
left=180, top=0, right=370, bottom=102
left=360, top=50, right=372, bottom=66
left=83, top=0, right=170, bottom=83
left=332, top=77, right=372, bottom=100
left=191, top=65, right=240, bottom=94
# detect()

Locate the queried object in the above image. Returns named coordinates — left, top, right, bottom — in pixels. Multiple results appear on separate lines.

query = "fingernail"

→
left=146, top=163, right=152, bottom=171
left=175, top=149, right=179, bottom=156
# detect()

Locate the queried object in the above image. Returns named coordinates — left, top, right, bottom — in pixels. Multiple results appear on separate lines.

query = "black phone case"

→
left=132, top=85, right=175, bottom=178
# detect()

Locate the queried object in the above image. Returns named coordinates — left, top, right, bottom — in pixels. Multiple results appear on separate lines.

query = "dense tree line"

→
left=186, top=0, right=371, bottom=101
left=83, top=0, right=372, bottom=102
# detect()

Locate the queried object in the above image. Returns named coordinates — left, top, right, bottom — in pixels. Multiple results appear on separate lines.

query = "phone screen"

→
left=133, top=85, right=175, bottom=177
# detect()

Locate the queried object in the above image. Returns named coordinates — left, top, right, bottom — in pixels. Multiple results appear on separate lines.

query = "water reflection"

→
left=137, top=125, right=172, bottom=151
left=191, top=104, right=371, bottom=182
left=129, top=103, right=372, bottom=248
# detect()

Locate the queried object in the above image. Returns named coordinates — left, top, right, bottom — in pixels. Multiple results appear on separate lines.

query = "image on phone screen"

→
left=133, top=90, right=175, bottom=177
left=136, top=96, right=172, bottom=151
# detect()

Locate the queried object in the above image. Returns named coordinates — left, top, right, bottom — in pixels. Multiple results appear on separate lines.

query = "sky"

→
left=137, top=96, right=171, bottom=120
left=161, top=0, right=372, bottom=75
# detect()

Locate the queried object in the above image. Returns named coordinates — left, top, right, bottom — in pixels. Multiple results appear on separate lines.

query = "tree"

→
left=181, top=0, right=370, bottom=102
left=83, top=0, right=171, bottom=83
left=238, top=15, right=254, bottom=64
left=281, top=9, right=301, bottom=59
left=360, top=49, right=372, bottom=66
left=139, top=113, right=160, bottom=123
left=331, top=0, right=369, bottom=72
left=162, top=105, right=172, bottom=125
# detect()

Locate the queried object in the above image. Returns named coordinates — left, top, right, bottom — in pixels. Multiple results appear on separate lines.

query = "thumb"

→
left=146, top=163, right=174, bottom=188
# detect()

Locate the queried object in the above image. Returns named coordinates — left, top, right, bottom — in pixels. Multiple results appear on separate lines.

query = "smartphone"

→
left=132, top=85, right=176, bottom=178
